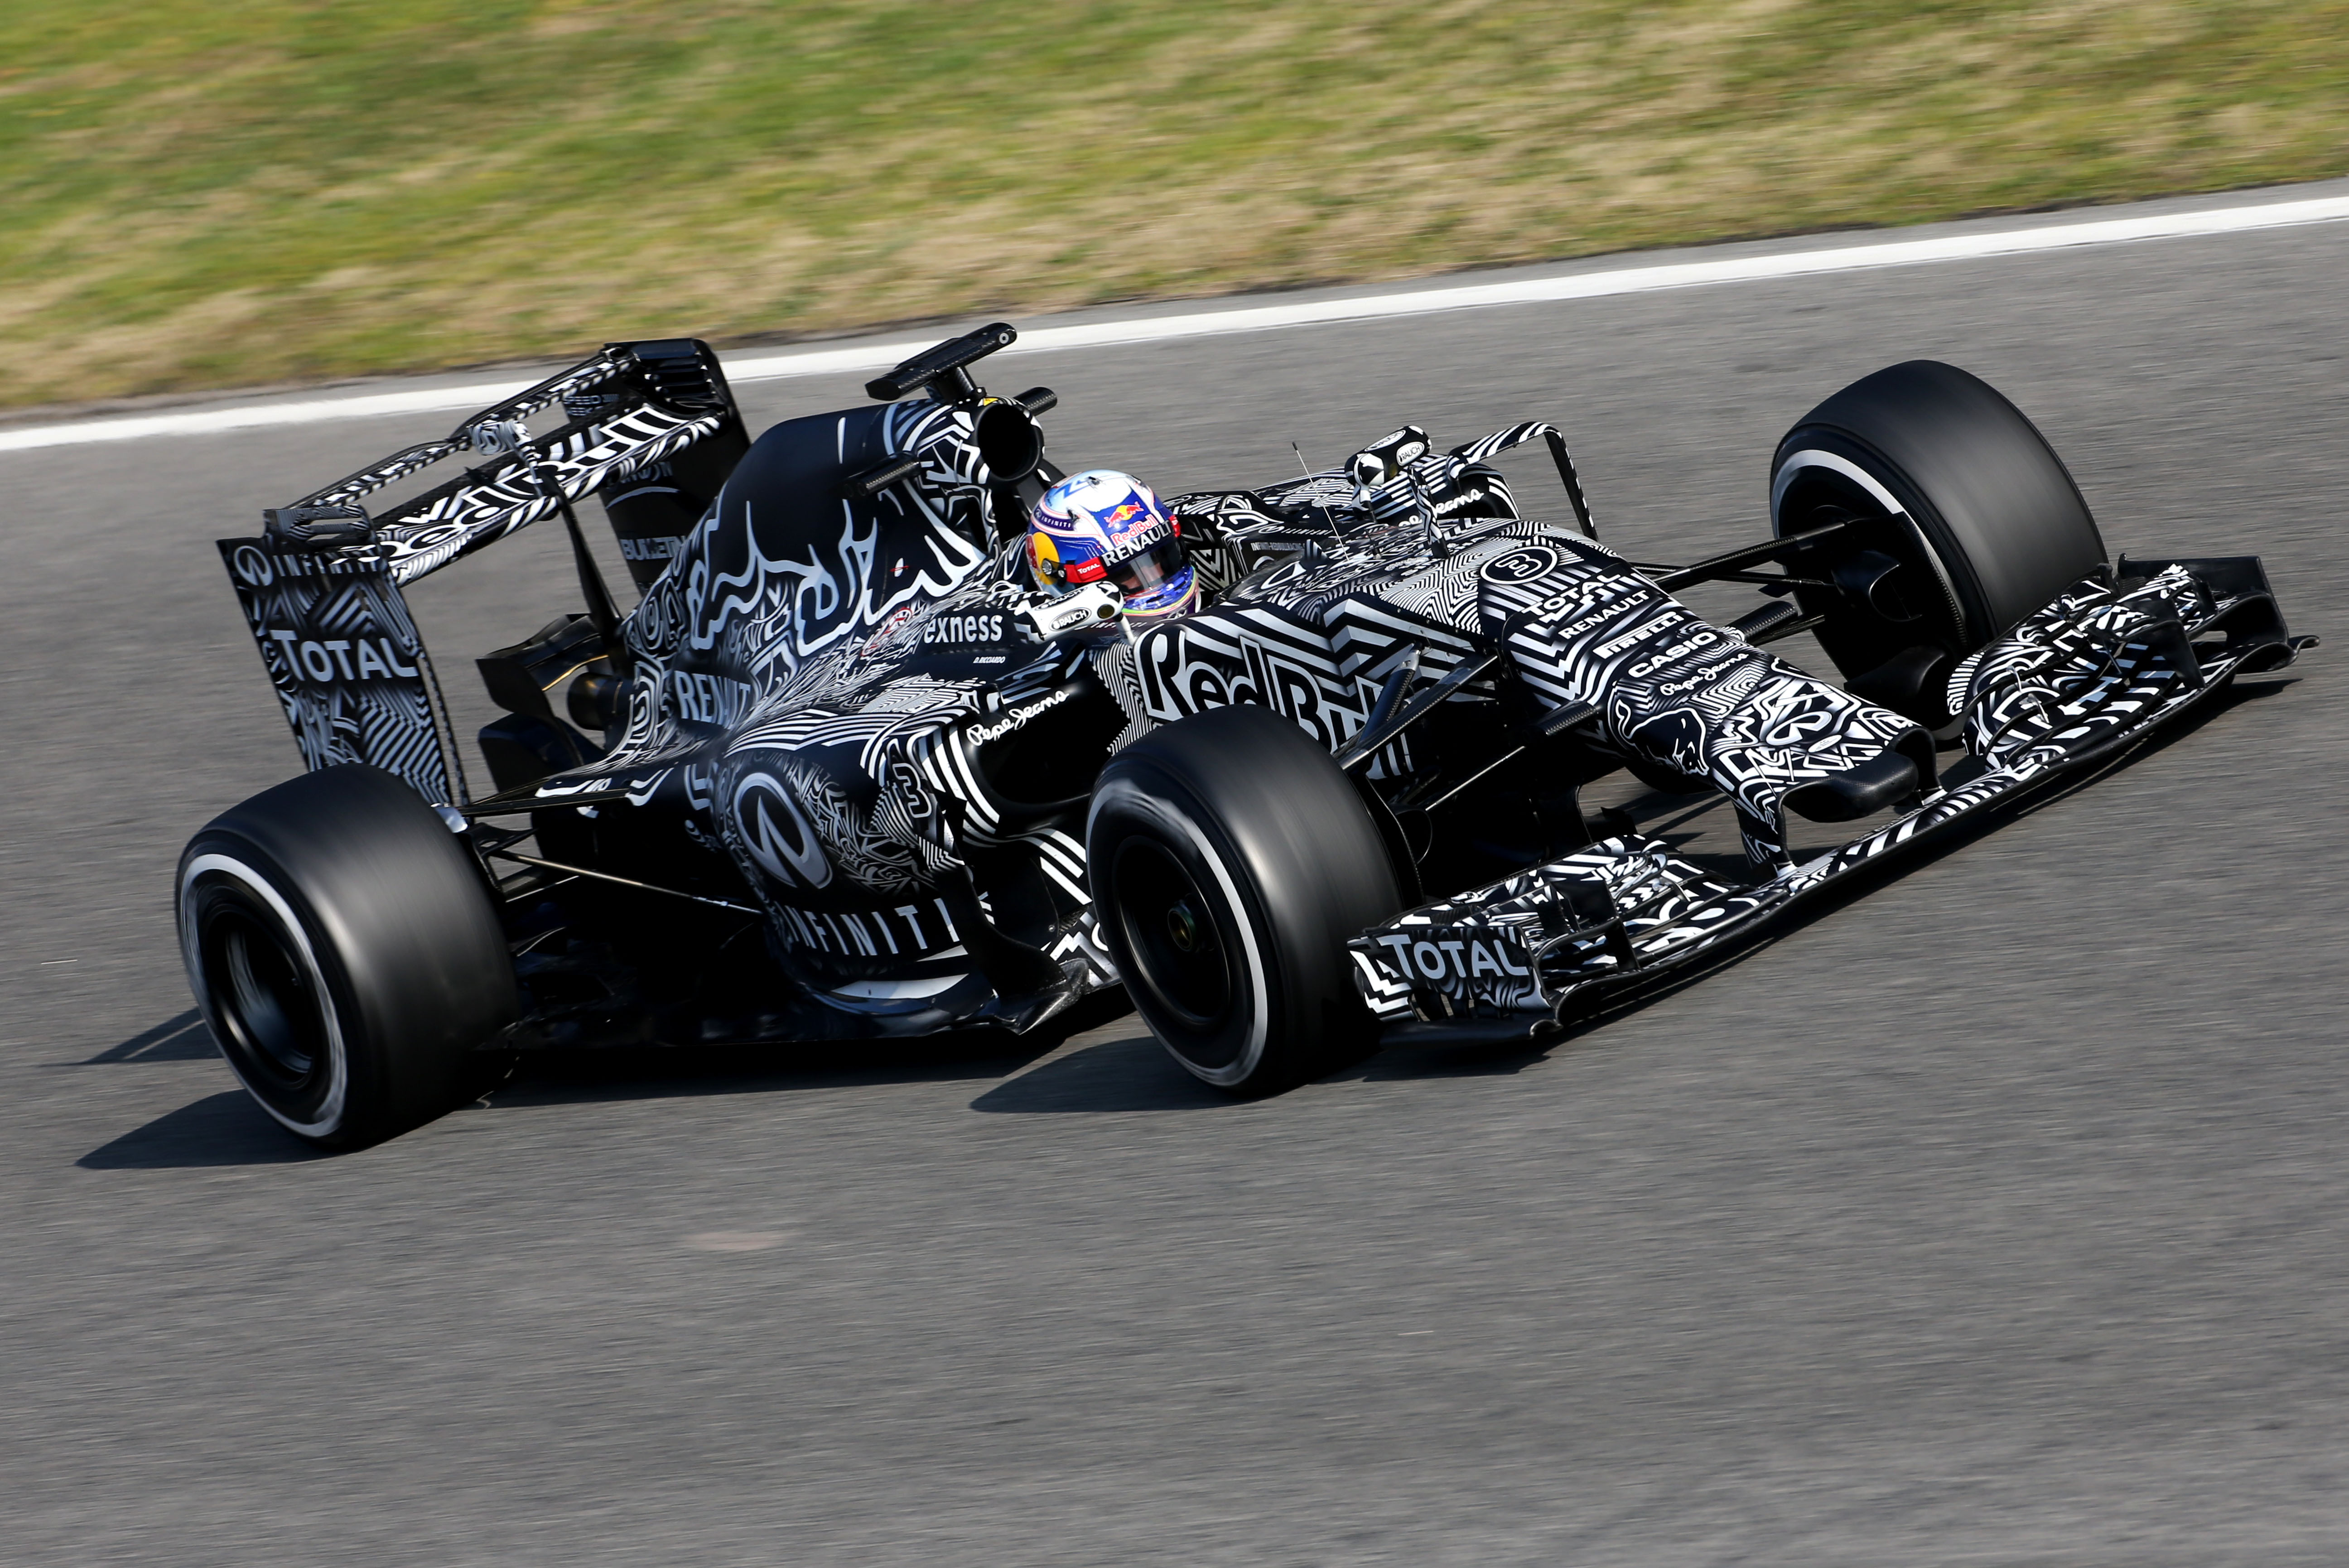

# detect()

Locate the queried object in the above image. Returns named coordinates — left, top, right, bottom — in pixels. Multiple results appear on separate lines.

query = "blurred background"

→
left=7, top=0, right=2348, bottom=411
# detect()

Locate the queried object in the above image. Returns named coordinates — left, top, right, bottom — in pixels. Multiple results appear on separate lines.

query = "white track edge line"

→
left=7, top=193, right=2347, bottom=454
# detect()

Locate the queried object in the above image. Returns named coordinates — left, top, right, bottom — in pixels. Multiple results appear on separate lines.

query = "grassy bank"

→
left=5, top=0, right=2346, bottom=409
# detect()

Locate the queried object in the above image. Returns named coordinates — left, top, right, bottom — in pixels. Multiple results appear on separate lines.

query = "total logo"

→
left=1525, top=574, right=1633, bottom=623
left=732, top=772, right=831, bottom=889
left=265, top=630, right=418, bottom=683
left=1371, top=931, right=1531, bottom=983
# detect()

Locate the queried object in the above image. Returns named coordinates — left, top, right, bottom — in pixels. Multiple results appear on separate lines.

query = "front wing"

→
left=1349, top=555, right=2310, bottom=1036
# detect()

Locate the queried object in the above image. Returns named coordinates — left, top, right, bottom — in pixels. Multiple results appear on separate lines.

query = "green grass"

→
left=5, top=0, right=2346, bottom=410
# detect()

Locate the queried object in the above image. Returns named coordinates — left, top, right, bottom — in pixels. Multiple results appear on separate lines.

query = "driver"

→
left=1026, top=469, right=1199, bottom=627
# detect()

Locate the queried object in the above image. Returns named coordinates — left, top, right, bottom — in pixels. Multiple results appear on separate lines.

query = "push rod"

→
left=1648, top=517, right=1860, bottom=593
left=485, top=846, right=762, bottom=915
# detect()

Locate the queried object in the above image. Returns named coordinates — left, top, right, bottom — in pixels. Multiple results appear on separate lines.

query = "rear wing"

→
left=254, top=337, right=746, bottom=585
left=216, top=338, right=751, bottom=805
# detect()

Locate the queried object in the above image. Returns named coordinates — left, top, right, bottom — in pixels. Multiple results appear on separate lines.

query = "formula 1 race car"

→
left=179, top=323, right=2312, bottom=1146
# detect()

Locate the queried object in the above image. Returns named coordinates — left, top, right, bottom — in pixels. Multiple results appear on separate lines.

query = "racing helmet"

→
left=1027, top=469, right=1198, bottom=625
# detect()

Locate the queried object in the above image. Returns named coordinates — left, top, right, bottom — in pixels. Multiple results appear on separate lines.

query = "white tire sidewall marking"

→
left=1771, top=447, right=1972, bottom=642
left=1089, top=777, right=1270, bottom=1087
left=180, top=851, right=350, bottom=1138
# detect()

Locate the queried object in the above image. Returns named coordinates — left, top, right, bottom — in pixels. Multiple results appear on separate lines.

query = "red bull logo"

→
left=1027, top=531, right=1061, bottom=580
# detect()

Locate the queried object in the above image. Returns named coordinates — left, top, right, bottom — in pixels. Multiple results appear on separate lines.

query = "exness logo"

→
left=923, top=612, right=1007, bottom=645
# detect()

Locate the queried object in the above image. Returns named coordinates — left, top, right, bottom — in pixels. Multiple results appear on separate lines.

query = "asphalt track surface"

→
left=5, top=183, right=2347, bottom=1565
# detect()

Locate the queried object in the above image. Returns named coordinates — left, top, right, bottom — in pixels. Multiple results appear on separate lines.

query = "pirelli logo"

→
left=1592, top=611, right=1684, bottom=661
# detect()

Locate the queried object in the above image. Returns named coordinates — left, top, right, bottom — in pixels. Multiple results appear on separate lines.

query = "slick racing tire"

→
left=1087, top=704, right=1405, bottom=1095
left=177, top=765, right=518, bottom=1149
left=1771, top=360, right=2108, bottom=728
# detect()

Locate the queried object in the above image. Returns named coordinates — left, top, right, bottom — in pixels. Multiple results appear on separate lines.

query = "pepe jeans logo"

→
left=962, top=685, right=1076, bottom=747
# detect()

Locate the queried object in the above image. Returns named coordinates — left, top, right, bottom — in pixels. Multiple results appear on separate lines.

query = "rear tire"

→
left=177, top=765, right=518, bottom=1148
left=1087, top=705, right=1404, bottom=1095
left=1771, top=360, right=2108, bottom=726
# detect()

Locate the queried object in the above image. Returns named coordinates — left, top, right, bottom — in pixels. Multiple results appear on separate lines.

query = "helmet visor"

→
left=1107, top=537, right=1187, bottom=598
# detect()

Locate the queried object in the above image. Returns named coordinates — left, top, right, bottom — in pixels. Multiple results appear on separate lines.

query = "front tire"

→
left=1087, top=705, right=1404, bottom=1094
left=177, top=765, right=518, bottom=1148
left=1771, top=360, right=2108, bottom=727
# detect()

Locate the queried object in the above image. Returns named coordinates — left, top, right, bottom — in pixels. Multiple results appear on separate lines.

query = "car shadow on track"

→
left=492, top=1032, right=1061, bottom=1110
left=439, top=989, right=1156, bottom=1138
left=451, top=985, right=1201, bottom=1121
left=68, top=1012, right=340, bottom=1168
left=70, top=1013, right=340, bottom=1167
left=82, top=979, right=1151, bottom=1167
left=970, top=1023, right=1230, bottom=1113
left=77, top=995, right=1149, bottom=1167
left=81, top=1032, right=1086, bottom=1168
left=79, top=1091, right=332, bottom=1168
left=76, top=1008, right=222, bottom=1064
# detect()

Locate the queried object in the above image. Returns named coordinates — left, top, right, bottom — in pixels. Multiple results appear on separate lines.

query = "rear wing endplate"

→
left=215, top=540, right=472, bottom=806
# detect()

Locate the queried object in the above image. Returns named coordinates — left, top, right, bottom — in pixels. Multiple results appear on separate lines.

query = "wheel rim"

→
left=1110, top=836, right=1236, bottom=1048
left=1774, top=450, right=1973, bottom=724
left=208, top=906, right=326, bottom=1088
left=1780, top=489, right=1963, bottom=647
left=182, top=855, right=348, bottom=1136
